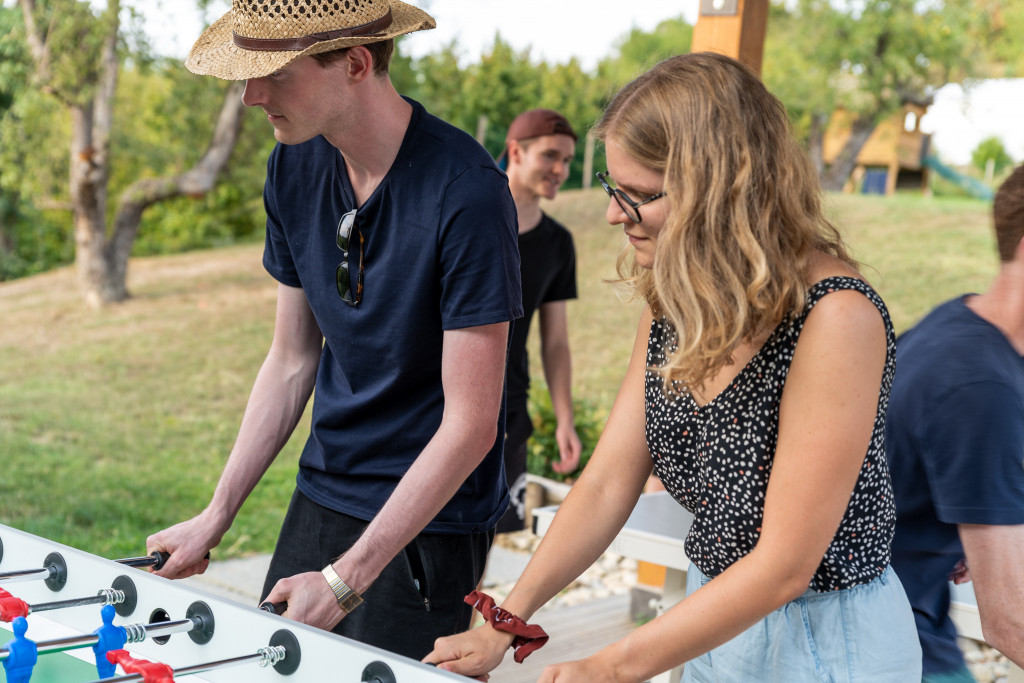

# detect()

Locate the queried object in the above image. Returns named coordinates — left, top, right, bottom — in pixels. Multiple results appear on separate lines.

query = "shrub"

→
left=525, top=384, right=608, bottom=482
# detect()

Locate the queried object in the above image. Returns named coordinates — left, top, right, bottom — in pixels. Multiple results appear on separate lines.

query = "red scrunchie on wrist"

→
left=465, top=590, right=549, bottom=663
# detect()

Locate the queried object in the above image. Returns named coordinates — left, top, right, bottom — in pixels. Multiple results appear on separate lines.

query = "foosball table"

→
left=0, top=524, right=461, bottom=682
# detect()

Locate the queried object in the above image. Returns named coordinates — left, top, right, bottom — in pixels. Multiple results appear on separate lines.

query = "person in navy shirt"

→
left=146, top=0, right=521, bottom=659
left=887, top=164, right=1024, bottom=681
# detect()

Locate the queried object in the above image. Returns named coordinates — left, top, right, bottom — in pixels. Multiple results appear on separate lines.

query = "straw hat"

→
left=186, top=0, right=436, bottom=81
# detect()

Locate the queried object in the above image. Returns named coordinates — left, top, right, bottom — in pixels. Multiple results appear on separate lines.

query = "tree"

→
left=404, top=35, right=611, bottom=187
left=971, top=136, right=1013, bottom=178
left=762, top=2, right=837, bottom=174
left=598, top=16, right=693, bottom=89
left=970, top=0, right=1024, bottom=77
left=764, top=0, right=996, bottom=191
left=14, top=0, right=246, bottom=307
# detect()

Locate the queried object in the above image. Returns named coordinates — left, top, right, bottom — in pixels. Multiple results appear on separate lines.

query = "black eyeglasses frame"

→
left=596, top=171, right=666, bottom=224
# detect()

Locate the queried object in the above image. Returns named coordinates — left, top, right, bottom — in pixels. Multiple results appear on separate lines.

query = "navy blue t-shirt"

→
left=262, top=98, right=522, bottom=533
left=887, top=296, right=1024, bottom=675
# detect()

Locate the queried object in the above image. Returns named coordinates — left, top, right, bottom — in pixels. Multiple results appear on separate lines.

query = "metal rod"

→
left=30, top=593, right=111, bottom=614
left=5, top=586, right=124, bottom=618
left=113, top=556, right=159, bottom=569
left=139, top=619, right=197, bottom=640
left=0, top=567, right=52, bottom=583
left=115, top=551, right=204, bottom=571
left=84, top=646, right=286, bottom=682
left=0, top=618, right=197, bottom=662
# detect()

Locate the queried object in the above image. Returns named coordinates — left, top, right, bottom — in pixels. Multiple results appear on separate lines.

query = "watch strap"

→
left=321, top=563, right=363, bottom=613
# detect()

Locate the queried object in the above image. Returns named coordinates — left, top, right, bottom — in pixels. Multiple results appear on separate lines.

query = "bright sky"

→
left=88, top=0, right=1024, bottom=165
left=921, top=79, right=1024, bottom=166
left=142, top=0, right=700, bottom=69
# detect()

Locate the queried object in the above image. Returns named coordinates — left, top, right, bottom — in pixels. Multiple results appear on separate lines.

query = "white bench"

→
left=533, top=492, right=691, bottom=683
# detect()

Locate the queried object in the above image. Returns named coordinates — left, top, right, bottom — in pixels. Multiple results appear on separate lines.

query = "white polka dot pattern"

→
left=645, top=277, right=897, bottom=592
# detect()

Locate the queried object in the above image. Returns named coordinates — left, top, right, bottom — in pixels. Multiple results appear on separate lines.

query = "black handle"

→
left=259, top=601, right=288, bottom=615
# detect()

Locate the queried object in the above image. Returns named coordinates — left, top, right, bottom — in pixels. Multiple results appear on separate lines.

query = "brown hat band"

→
left=232, top=9, right=393, bottom=52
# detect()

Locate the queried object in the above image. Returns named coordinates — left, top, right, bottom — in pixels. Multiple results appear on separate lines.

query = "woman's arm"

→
left=423, top=308, right=657, bottom=677
left=538, top=289, right=888, bottom=682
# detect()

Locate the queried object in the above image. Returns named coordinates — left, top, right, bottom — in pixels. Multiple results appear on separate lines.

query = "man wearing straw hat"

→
left=146, top=0, right=522, bottom=660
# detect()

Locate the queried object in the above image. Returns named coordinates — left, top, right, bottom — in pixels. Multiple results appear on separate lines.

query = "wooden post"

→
left=475, top=115, right=488, bottom=146
left=582, top=132, right=595, bottom=190
left=690, top=0, right=769, bottom=76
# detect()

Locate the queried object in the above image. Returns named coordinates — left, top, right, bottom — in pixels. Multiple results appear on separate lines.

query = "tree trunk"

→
left=19, top=0, right=248, bottom=307
left=69, top=101, right=119, bottom=307
left=821, top=115, right=876, bottom=192
left=807, top=112, right=827, bottom=178
left=108, top=81, right=247, bottom=278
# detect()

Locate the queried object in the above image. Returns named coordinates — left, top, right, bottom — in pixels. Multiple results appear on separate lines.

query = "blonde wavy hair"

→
left=594, top=52, right=855, bottom=390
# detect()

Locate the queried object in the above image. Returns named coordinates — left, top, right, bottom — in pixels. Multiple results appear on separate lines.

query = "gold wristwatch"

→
left=321, top=563, right=364, bottom=614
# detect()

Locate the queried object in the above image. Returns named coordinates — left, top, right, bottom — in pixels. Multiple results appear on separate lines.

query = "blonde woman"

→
left=425, top=52, right=920, bottom=682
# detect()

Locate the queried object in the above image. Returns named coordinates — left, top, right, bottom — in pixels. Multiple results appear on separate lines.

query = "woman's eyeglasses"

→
left=596, top=171, right=665, bottom=224
left=336, top=209, right=364, bottom=306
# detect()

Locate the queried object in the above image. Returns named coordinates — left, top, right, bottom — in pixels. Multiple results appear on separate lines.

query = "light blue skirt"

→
left=682, top=563, right=922, bottom=682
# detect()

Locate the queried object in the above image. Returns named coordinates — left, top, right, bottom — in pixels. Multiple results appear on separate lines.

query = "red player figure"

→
left=106, top=649, right=175, bottom=683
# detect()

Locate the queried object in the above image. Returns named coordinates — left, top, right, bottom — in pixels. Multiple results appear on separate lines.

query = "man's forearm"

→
left=542, top=342, right=575, bottom=427
left=329, top=417, right=496, bottom=593
left=330, top=321, right=509, bottom=597
left=208, top=345, right=317, bottom=525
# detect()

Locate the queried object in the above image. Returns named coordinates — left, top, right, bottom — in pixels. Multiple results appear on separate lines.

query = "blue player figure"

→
left=3, top=616, right=38, bottom=683
left=92, top=604, right=127, bottom=678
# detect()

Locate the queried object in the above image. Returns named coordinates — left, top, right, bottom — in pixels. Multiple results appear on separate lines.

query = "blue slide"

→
left=922, top=155, right=995, bottom=200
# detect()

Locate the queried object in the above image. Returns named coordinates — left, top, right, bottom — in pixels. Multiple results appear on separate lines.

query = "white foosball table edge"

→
left=0, top=523, right=464, bottom=682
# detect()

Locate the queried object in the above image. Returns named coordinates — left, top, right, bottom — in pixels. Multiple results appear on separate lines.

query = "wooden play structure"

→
left=823, top=100, right=933, bottom=195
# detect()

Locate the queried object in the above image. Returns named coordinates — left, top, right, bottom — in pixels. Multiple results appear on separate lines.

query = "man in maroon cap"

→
left=497, top=109, right=582, bottom=534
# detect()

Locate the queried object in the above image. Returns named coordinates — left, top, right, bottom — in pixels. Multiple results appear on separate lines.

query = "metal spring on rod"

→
left=256, top=645, right=287, bottom=668
left=123, top=623, right=148, bottom=644
left=96, top=588, right=126, bottom=605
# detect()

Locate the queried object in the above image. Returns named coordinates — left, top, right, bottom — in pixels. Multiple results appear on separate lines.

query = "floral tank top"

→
left=645, top=277, right=897, bottom=591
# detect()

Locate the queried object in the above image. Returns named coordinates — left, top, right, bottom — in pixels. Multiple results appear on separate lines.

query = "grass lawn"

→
left=0, top=189, right=997, bottom=558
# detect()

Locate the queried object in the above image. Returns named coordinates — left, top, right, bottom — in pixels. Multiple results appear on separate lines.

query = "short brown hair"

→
left=311, top=39, right=394, bottom=76
left=993, top=165, right=1024, bottom=262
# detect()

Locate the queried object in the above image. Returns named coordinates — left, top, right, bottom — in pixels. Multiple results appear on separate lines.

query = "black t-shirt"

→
left=506, top=213, right=577, bottom=411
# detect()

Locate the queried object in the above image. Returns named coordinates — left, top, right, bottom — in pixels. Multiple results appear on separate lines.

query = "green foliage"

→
left=763, top=2, right=839, bottom=143
left=598, top=16, right=693, bottom=87
left=400, top=34, right=618, bottom=190
left=525, top=384, right=608, bottom=482
left=107, top=62, right=270, bottom=255
left=133, top=183, right=262, bottom=256
left=928, top=171, right=977, bottom=199
left=0, top=6, right=72, bottom=278
left=971, top=136, right=1014, bottom=175
left=0, top=200, right=72, bottom=280
left=766, top=0, right=982, bottom=125
left=36, top=0, right=109, bottom=104
left=965, top=0, right=1024, bottom=77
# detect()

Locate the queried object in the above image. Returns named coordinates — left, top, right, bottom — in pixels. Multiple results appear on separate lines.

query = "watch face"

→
left=338, top=591, right=364, bottom=613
